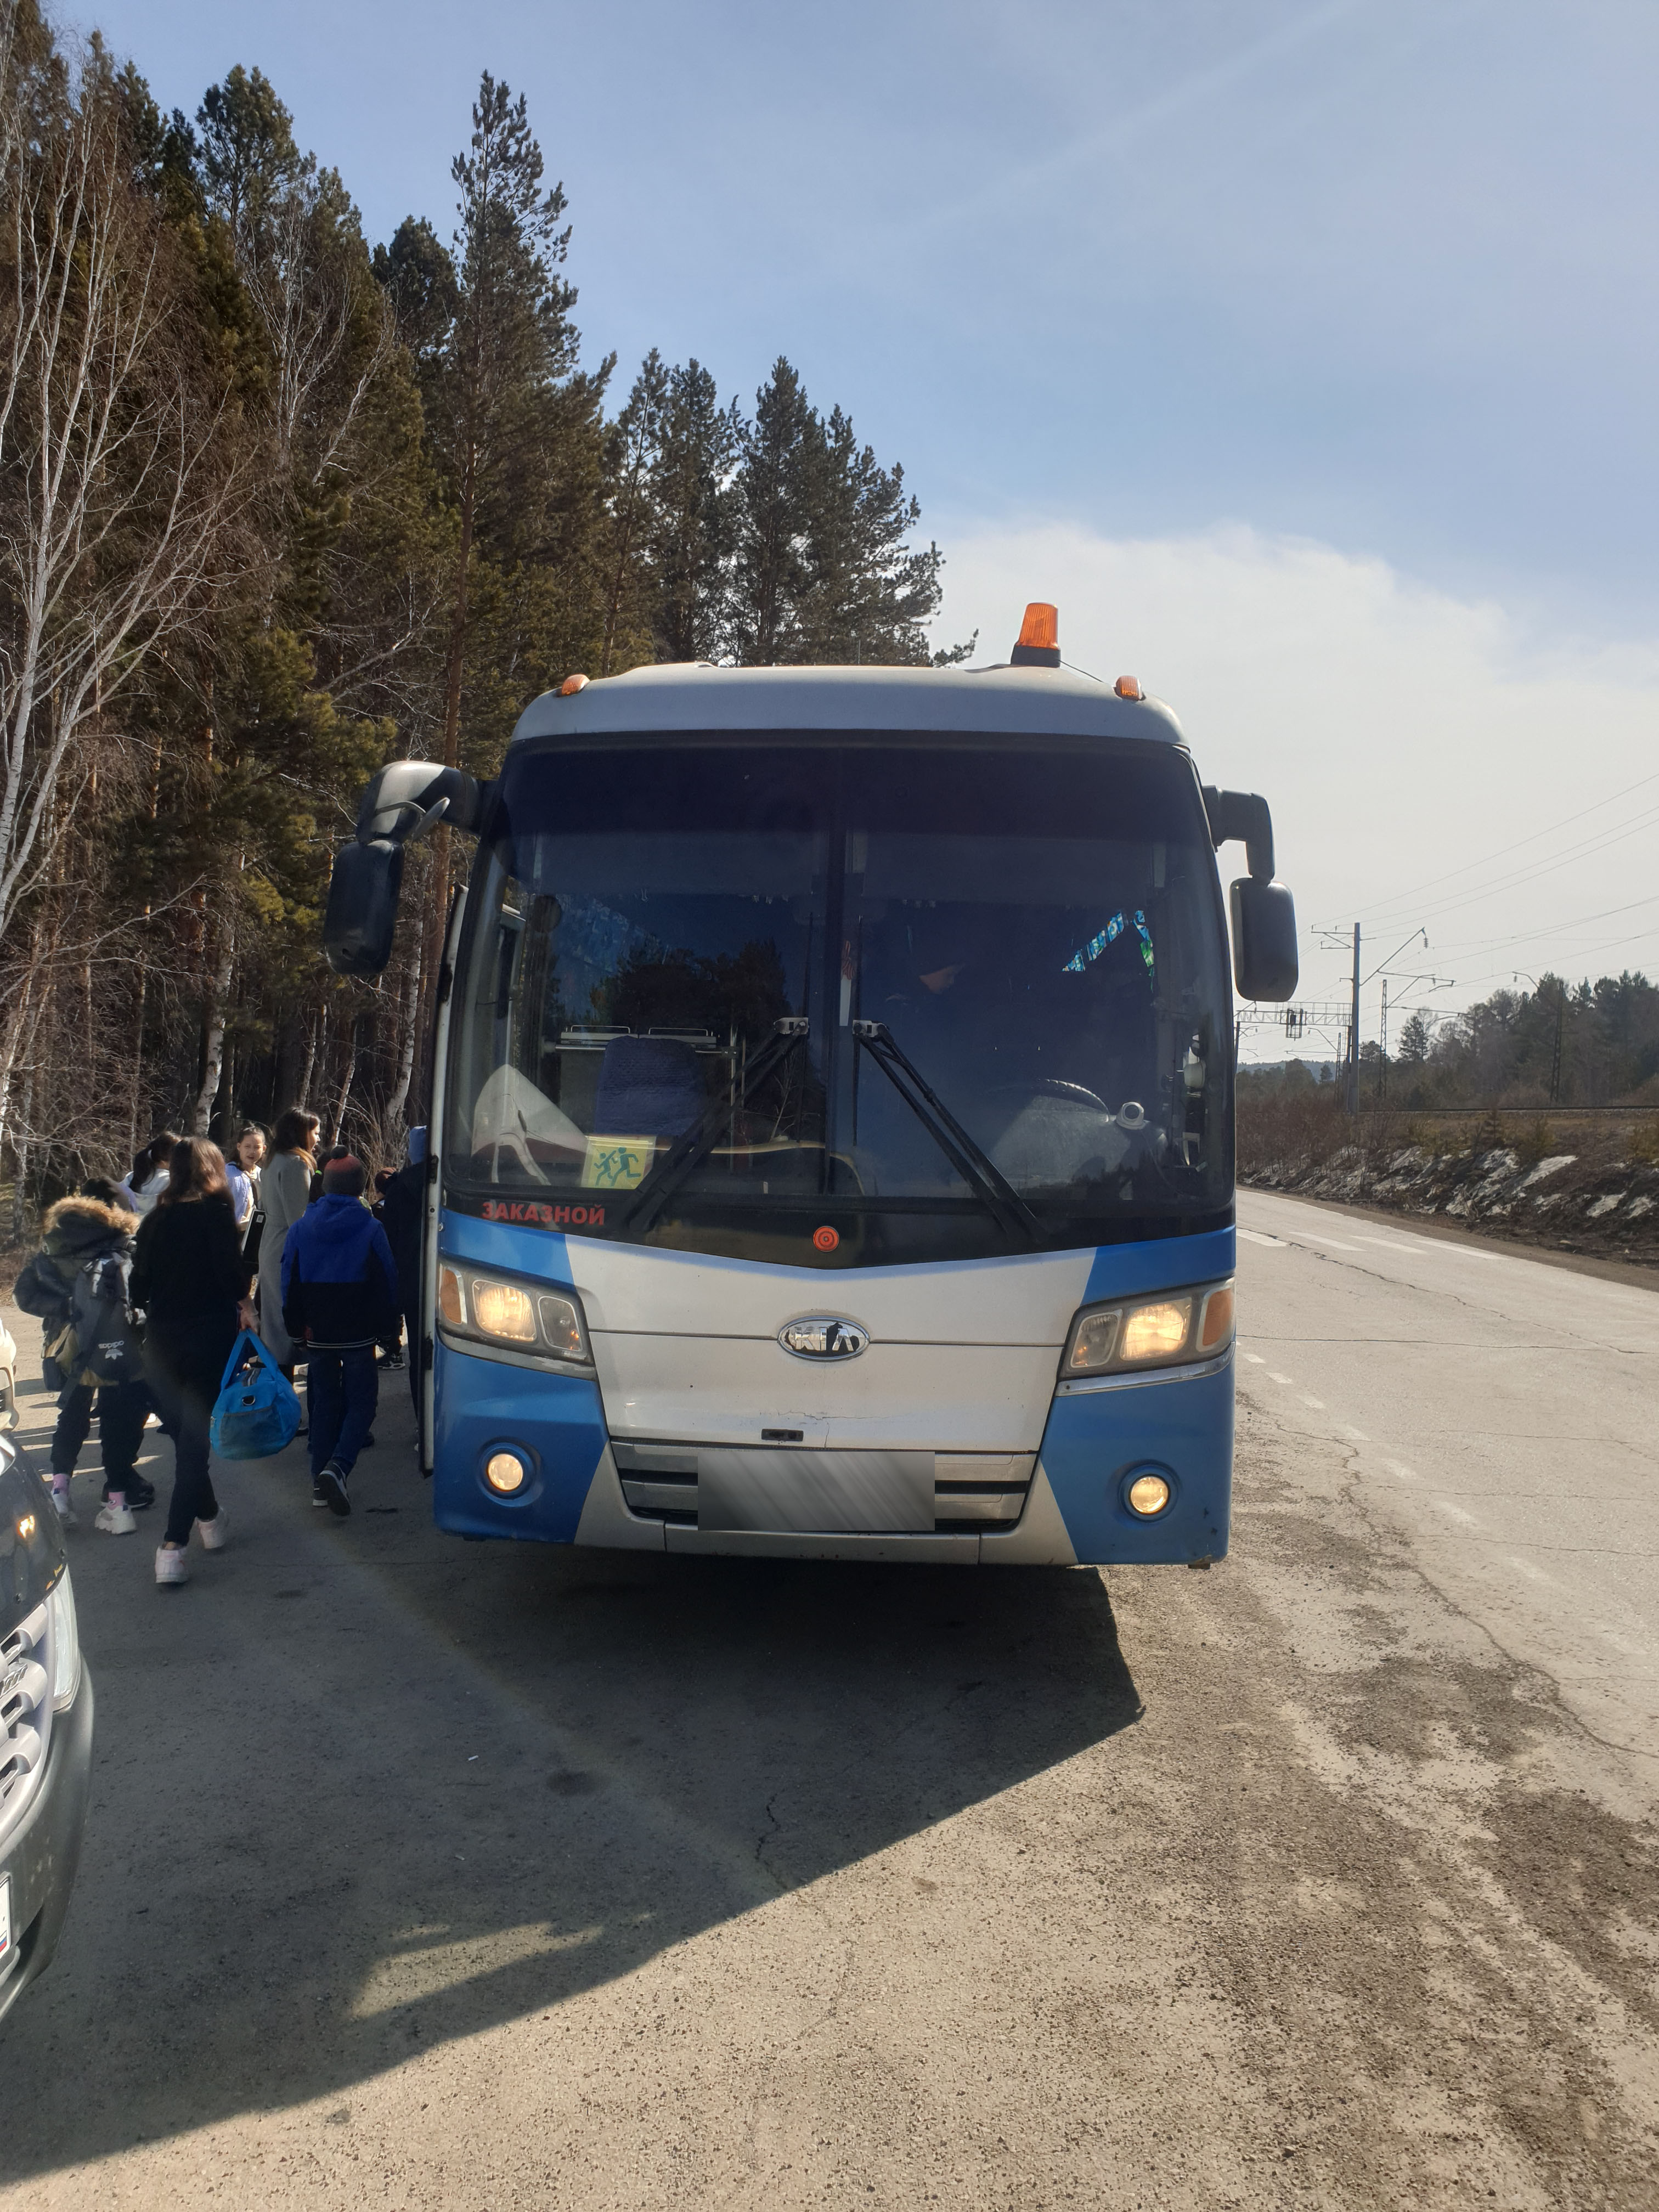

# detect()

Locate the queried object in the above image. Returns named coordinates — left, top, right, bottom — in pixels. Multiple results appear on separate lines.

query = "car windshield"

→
left=447, top=741, right=1231, bottom=1266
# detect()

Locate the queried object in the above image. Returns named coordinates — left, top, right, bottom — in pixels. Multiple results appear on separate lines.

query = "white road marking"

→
left=1283, top=1228, right=1362, bottom=1252
left=1509, top=1556, right=1553, bottom=1584
left=1386, top=1461, right=1419, bottom=1482
left=1434, top=1499, right=1480, bottom=1526
left=1353, top=1235, right=1422, bottom=1252
left=1268, top=1371, right=1294, bottom=1385
left=1340, top=1424, right=1369, bottom=1441
left=1300, top=1395, right=1326, bottom=1410
left=1238, top=1228, right=1287, bottom=1248
left=1243, top=1353, right=1266, bottom=1365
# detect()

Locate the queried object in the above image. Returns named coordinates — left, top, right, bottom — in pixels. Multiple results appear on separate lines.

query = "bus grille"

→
left=612, top=1443, right=1033, bottom=1534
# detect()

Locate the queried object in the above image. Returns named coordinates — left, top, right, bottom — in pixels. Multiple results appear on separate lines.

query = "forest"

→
left=1240, top=970, right=1659, bottom=1113
left=0, top=2, right=968, bottom=1228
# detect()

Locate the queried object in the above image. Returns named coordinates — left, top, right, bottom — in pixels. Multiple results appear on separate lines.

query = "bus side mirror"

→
left=324, top=839, right=404, bottom=978
left=1229, top=878, right=1298, bottom=1002
left=320, top=760, right=493, bottom=979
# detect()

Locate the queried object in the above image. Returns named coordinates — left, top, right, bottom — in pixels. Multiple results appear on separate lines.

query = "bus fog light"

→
left=485, top=1451, right=529, bottom=1495
left=1126, top=1471, right=1172, bottom=1517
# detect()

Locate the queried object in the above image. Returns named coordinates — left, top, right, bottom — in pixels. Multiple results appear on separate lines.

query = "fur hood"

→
left=42, top=1195, right=138, bottom=1250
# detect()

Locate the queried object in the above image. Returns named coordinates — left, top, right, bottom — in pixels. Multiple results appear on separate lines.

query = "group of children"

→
left=15, top=1120, right=424, bottom=1587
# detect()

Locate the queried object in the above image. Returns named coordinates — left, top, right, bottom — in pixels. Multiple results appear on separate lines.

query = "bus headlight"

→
left=438, top=1263, right=591, bottom=1365
left=1061, top=1278, right=1233, bottom=1379
left=1120, top=1299, right=1191, bottom=1362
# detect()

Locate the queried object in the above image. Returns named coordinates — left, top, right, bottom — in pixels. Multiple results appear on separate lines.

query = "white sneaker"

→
left=198, top=1510, right=229, bottom=1551
left=51, top=1489, right=76, bottom=1525
left=95, top=1503, right=137, bottom=1535
left=154, top=1544, right=190, bottom=1585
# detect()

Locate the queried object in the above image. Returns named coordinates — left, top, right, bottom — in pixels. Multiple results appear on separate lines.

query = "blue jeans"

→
left=307, top=1346, right=379, bottom=1478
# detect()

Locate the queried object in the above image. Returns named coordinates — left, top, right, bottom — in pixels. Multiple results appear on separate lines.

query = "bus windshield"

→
left=447, top=740, right=1232, bottom=1266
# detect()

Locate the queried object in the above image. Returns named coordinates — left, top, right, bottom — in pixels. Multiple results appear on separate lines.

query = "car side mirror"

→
left=1229, top=878, right=1299, bottom=1002
left=324, top=839, right=404, bottom=978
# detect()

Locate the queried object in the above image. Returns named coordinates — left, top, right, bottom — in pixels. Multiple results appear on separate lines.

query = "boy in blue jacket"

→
left=281, top=1154, right=399, bottom=1517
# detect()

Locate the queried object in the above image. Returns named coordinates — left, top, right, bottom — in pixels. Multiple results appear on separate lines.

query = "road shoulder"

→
left=1240, top=1184, right=1659, bottom=1293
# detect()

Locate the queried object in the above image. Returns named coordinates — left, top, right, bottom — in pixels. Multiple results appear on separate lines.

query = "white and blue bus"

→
left=324, top=605, right=1296, bottom=1567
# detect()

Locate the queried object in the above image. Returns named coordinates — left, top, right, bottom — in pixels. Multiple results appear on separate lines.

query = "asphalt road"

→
left=1, top=1198, right=1655, bottom=2210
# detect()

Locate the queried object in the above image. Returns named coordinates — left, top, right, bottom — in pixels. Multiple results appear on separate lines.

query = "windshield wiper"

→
left=851, top=1019, right=1041, bottom=1245
left=620, top=1018, right=810, bottom=1235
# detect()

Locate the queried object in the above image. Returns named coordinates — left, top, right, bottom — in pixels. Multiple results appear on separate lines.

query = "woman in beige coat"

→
left=257, top=1108, right=319, bottom=1371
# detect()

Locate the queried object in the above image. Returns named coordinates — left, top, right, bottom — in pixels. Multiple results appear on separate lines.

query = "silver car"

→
left=0, top=1431, right=94, bottom=2023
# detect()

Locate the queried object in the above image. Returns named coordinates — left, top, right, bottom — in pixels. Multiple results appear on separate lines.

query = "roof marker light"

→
left=1114, top=675, right=1143, bottom=700
left=560, top=673, right=589, bottom=696
left=1010, top=602, right=1061, bottom=669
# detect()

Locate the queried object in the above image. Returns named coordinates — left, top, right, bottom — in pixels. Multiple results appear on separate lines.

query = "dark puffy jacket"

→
left=15, top=1196, right=137, bottom=1328
left=281, top=1194, right=400, bottom=1350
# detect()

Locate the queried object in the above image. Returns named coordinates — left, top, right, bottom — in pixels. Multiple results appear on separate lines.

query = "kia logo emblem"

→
left=778, top=1316, right=869, bottom=1361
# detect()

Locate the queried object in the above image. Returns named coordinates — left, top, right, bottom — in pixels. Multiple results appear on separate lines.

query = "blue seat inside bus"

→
left=594, top=1035, right=704, bottom=1137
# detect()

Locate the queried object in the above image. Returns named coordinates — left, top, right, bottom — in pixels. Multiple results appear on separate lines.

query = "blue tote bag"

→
left=211, top=1329, right=302, bottom=1460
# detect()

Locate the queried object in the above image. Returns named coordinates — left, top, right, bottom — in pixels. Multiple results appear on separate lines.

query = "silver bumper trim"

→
left=1054, top=1347, right=1233, bottom=1397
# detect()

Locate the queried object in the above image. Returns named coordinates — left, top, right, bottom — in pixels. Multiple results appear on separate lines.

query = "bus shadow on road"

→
left=0, top=1407, right=1141, bottom=2179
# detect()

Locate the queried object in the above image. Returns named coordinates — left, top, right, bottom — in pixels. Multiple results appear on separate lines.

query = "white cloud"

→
left=933, top=521, right=1659, bottom=1051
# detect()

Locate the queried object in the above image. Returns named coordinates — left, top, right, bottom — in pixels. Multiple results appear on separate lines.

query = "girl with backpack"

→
left=130, top=1138, right=255, bottom=1586
left=14, top=1181, right=152, bottom=1528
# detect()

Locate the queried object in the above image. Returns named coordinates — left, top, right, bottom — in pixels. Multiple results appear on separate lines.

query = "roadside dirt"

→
left=1243, top=1138, right=1659, bottom=1271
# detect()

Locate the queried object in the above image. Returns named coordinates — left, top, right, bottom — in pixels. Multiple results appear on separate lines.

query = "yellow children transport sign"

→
left=580, top=1136, right=657, bottom=1191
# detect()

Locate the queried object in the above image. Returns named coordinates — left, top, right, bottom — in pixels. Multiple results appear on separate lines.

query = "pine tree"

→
left=650, top=360, right=741, bottom=663
left=798, top=405, right=947, bottom=665
left=195, top=63, right=297, bottom=239
left=728, top=361, right=960, bottom=667
left=373, top=217, right=459, bottom=375
left=599, top=349, right=668, bottom=676
left=731, top=357, right=816, bottom=664
left=433, top=72, right=578, bottom=777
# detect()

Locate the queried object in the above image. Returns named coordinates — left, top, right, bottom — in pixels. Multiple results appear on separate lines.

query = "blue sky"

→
left=74, top=0, right=1659, bottom=1045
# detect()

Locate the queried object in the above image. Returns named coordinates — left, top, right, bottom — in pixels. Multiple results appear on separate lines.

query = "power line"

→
left=1406, top=889, right=1659, bottom=960
left=1335, top=766, right=1659, bottom=924
left=1326, top=798, right=1659, bottom=935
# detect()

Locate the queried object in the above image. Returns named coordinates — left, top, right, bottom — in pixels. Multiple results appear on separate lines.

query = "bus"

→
left=323, top=604, right=1297, bottom=1566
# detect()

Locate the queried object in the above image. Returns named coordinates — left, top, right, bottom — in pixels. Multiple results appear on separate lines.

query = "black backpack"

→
left=70, top=1250, right=144, bottom=1388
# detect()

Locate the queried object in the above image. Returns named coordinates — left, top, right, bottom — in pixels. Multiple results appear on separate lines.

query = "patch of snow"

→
left=1627, top=1195, right=1655, bottom=1220
left=1586, top=1193, right=1627, bottom=1219
left=1519, top=1154, right=1576, bottom=1190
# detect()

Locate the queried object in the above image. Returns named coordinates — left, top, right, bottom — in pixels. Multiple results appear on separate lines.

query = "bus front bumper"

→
left=432, top=1341, right=1231, bottom=1567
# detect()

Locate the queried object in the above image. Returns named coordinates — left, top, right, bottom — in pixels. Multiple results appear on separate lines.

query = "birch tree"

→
left=0, top=10, right=243, bottom=981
